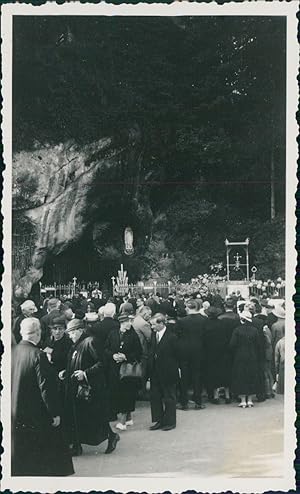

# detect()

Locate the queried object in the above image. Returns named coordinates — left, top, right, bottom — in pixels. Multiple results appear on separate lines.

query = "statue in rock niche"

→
left=124, top=226, right=134, bottom=255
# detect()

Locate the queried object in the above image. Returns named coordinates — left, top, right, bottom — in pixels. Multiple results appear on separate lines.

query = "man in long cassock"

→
left=11, top=317, right=74, bottom=476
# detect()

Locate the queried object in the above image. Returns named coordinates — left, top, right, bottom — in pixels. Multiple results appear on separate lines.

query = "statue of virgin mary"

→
left=124, top=226, right=134, bottom=255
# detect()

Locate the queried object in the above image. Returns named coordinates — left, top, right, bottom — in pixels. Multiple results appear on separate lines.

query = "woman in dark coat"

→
left=105, top=313, right=142, bottom=431
left=42, top=315, right=72, bottom=374
left=229, top=311, right=260, bottom=408
left=60, top=318, right=119, bottom=456
left=203, top=306, right=233, bottom=403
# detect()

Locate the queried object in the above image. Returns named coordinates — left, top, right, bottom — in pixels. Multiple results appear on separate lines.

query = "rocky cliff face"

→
left=12, top=131, right=152, bottom=300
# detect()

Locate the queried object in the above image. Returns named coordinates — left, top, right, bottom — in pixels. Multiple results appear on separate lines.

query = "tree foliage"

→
left=13, top=16, right=286, bottom=280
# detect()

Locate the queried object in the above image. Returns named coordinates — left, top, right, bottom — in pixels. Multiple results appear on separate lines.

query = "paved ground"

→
left=73, top=395, right=284, bottom=478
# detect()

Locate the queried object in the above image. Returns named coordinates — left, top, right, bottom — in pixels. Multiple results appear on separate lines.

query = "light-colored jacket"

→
left=132, top=315, right=152, bottom=359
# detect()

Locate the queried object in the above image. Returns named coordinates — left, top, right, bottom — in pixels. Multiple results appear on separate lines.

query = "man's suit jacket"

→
left=218, top=311, right=240, bottom=339
left=148, top=327, right=179, bottom=385
left=175, top=313, right=206, bottom=362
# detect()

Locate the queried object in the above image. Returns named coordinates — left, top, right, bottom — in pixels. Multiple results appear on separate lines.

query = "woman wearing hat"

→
left=230, top=311, right=261, bottom=408
left=105, top=313, right=142, bottom=430
left=60, top=318, right=120, bottom=456
left=42, top=315, right=72, bottom=376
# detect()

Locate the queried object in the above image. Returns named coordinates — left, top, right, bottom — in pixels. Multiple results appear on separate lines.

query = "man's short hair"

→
left=20, top=317, right=40, bottom=338
left=186, top=299, right=198, bottom=311
left=139, top=306, right=152, bottom=317
left=48, top=298, right=60, bottom=310
left=151, top=313, right=167, bottom=325
left=20, top=300, right=37, bottom=313
left=103, top=303, right=116, bottom=318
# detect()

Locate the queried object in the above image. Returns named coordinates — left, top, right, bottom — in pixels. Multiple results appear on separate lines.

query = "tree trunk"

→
left=270, top=147, right=275, bottom=221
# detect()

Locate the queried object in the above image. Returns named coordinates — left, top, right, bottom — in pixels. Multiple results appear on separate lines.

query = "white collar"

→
left=157, top=326, right=167, bottom=342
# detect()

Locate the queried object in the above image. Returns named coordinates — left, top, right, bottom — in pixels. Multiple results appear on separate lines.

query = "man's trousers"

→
left=150, top=374, right=176, bottom=426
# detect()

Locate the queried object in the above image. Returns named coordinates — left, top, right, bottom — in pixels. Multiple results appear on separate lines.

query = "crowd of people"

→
left=11, top=286, right=286, bottom=476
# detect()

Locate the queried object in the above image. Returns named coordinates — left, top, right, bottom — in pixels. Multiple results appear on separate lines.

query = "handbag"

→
left=120, top=361, right=143, bottom=380
left=76, top=377, right=92, bottom=402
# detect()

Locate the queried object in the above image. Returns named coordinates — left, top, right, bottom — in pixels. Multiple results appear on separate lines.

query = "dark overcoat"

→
left=252, top=315, right=268, bottom=398
left=11, top=341, right=73, bottom=476
left=175, top=313, right=206, bottom=366
left=203, top=316, right=234, bottom=388
left=229, top=323, right=260, bottom=395
left=87, top=317, right=120, bottom=359
left=64, top=334, right=110, bottom=446
left=105, top=326, right=142, bottom=418
left=43, top=333, right=73, bottom=373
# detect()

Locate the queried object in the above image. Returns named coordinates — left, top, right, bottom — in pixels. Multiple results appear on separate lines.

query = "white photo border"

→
left=1, top=1, right=298, bottom=492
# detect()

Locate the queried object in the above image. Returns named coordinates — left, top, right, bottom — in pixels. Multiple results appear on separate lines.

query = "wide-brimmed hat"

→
left=66, top=318, right=84, bottom=332
left=118, top=313, right=134, bottom=323
left=205, top=306, right=222, bottom=318
left=240, top=310, right=253, bottom=323
left=273, top=306, right=285, bottom=319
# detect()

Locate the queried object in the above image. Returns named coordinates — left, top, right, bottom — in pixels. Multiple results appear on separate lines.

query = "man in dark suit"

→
left=11, top=317, right=73, bottom=476
left=175, top=299, right=206, bottom=410
left=148, top=313, right=179, bottom=431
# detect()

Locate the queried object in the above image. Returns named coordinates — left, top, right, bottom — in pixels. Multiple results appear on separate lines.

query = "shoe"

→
left=125, top=419, right=134, bottom=426
left=176, top=404, right=189, bottom=410
left=105, top=433, right=120, bottom=454
left=212, top=398, right=220, bottom=405
left=238, top=402, right=247, bottom=409
left=70, top=444, right=83, bottom=456
left=247, top=401, right=254, bottom=408
left=225, top=398, right=231, bottom=404
left=194, top=404, right=206, bottom=410
left=149, top=422, right=162, bottom=430
left=162, top=424, right=176, bottom=431
left=115, top=422, right=127, bottom=431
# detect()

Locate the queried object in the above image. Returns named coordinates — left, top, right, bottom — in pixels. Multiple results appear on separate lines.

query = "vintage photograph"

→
left=1, top=2, right=297, bottom=492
